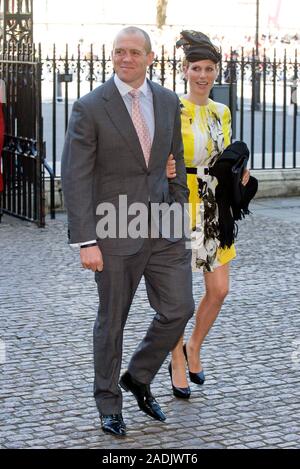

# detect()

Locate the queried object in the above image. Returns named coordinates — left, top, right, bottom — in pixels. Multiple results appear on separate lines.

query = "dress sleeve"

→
left=222, top=106, right=232, bottom=148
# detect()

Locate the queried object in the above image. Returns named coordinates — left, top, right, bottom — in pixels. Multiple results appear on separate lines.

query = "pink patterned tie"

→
left=129, top=89, right=151, bottom=166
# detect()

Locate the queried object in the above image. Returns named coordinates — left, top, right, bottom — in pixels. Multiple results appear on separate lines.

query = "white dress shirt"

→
left=114, top=74, right=155, bottom=142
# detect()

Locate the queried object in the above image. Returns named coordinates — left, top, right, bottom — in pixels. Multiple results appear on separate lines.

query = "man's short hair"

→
left=114, top=27, right=152, bottom=54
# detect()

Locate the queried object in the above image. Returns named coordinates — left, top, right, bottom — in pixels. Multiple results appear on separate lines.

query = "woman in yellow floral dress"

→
left=167, top=31, right=250, bottom=398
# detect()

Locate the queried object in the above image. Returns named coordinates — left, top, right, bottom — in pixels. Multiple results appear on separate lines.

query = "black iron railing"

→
left=0, top=44, right=49, bottom=226
left=0, top=41, right=299, bottom=222
left=39, top=44, right=299, bottom=177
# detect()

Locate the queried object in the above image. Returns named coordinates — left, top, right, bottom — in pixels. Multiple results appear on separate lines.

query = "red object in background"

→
left=0, top=104, right=4, bottom=192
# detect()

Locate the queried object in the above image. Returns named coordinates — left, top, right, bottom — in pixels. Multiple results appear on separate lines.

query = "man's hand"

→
left=166, top=153, right=176, bottom=179
left=80, top=245, right=104, bottom=272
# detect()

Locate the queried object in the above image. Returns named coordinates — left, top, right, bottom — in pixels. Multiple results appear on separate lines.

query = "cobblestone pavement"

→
left=0, top=197, right=300, bottom=449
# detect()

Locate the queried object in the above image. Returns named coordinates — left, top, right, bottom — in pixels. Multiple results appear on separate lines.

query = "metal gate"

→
left=0, top=45, right=45, bottom=227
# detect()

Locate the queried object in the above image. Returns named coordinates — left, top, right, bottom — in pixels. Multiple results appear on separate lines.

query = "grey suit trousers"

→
left=93, top=236, right=194, bottom=415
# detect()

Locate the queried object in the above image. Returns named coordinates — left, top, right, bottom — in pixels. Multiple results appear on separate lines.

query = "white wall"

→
left=32, top=0, right=300, bottom=47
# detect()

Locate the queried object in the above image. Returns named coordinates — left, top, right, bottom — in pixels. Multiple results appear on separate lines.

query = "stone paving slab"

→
left=0, top=198, right=300, bottom=449
left=251, top=197, right=300, bottom=223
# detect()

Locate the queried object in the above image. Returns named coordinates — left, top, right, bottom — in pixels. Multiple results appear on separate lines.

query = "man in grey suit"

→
left=61, top=26, right=194, bottom=437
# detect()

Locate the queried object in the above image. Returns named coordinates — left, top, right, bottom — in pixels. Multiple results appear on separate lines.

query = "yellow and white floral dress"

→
left=180, top=97, right=236, bottom=272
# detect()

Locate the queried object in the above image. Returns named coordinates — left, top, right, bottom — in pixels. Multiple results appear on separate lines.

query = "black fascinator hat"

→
left=176, top=30, right=221, bottom=63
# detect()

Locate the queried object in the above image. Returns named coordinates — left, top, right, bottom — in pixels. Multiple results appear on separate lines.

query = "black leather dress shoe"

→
left=168, top=362, right=191, bottom=399
left=183, top=344, right=205, bottom=385
left=120, top=371, right=166, bottom=421
left=100, top=413, right=126, bottom=437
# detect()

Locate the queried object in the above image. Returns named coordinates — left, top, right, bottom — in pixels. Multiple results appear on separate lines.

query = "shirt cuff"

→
left=69, top=240, right=97, bottom=248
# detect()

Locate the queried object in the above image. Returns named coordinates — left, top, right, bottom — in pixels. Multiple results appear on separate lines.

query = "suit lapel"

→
left=148, top=81, right=168, bottom=169
left=102, top=77, right=170, bottom=170
left=102, top=78, right=147, bottom=169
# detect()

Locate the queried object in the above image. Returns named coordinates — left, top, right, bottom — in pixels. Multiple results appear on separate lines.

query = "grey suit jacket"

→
left=61, top=76, right=189, bottom=255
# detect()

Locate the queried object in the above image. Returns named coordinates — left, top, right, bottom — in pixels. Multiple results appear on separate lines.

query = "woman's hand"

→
left=241, top=168, right=250, bottom=186
left=166, top=153, right=176, bottom=179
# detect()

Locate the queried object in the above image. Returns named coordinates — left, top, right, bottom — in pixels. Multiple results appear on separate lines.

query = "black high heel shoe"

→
left=183, top=344, right=205, bottom=385
left=168, top=362, right=191, bottom=399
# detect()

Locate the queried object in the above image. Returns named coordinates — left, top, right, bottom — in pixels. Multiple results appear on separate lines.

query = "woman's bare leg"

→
left=170, top=263, right=230, bottom=386
left=186, top=262, right=230, bottom=372
left=170, top=335, right=189, bottom=388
